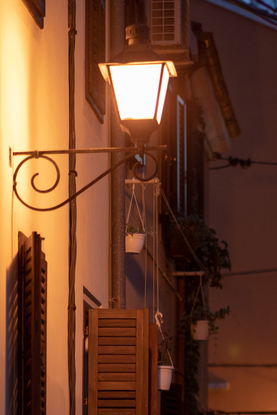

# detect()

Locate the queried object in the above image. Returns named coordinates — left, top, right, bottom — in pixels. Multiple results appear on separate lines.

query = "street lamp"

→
left=12, top=23, right=177, bottom=211
left=99, top=23, right=177, bottom=145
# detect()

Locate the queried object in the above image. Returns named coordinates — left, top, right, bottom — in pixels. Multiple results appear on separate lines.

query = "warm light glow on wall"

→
left=0, top=13, right=29, bottom=147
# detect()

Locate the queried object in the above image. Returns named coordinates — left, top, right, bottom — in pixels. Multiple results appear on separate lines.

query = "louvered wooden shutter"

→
left=88, top=309, right=149, bottom=415
left=32, top=0, right=45, bottom=17
left=18, top=232, right=47, bottom=415
left=85, top=0, right=106, bottom=123
left=22, top=0, right=45, bottom=28
left=160, top=384, right=182, bottom=415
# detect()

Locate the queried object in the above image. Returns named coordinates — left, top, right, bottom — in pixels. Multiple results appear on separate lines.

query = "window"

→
left=22, top=0, right=45, bottom=28
left=160, top=92, right=188, bottom=216
left=176, top=96, right=187, bottom=216
left=85, top=0, right=106, bottom=123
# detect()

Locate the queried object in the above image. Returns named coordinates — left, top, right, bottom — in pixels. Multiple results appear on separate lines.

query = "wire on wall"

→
left=210, top=152, right=277, bottom=170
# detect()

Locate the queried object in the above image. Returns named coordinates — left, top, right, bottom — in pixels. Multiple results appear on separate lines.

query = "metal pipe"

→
left=110, top=0, right=126, bottom=309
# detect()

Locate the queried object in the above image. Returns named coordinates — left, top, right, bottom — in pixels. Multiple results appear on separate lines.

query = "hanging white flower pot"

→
left=191, top=320, right=209, bottom=340
left=125, top=233, right=146, bottom=254
left=158, top=365, right=174, bottom=391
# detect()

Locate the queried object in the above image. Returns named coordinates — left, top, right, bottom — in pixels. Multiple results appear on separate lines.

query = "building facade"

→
left=0, top=0, right=239, bottom=414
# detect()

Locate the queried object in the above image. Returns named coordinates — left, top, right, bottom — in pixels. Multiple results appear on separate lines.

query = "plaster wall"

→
left=0, top=0, right=110, bottom=414
left=190, top=0, right=277, bottom=412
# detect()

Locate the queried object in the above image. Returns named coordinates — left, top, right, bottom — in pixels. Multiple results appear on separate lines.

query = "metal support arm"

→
left=12, top=145, right=166, bottom=212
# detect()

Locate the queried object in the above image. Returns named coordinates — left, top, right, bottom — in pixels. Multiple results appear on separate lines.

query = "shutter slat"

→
left=99, top=309, right=138, bottom=319
left=99, top=337, right=136, bottom=346
left=98, top=399, right=136, bottom=408
left=98, top=381, right=136, bottom=390
left=98, top=355, right=136, bottom=364
left=98, top=391, right=136, bottom=399
left=98, top=346, right=136, bottom=355
left=98, top=373, right=136, bottom=381
left=98, top=364, right=136, bottom=372
left=98, top=409, right=136, bottom=415
left=99, top=328, right=136, bottom=336
left=99, top=319, right=136, bottom=328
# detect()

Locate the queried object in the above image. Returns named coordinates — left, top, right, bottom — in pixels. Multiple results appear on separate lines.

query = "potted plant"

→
left=161, top=214, right=231, bottom=414
left=158, top=332, right=174, bottom=391
left=125, top=223, right=146, bottom=254
left=162, top=215, right=231, bottom=288
left=125, top=223, right=153, bottom=254
left=180, top=305, right=230, bottom=340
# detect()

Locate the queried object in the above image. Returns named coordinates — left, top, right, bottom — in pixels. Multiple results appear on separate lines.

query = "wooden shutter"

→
left=18, top=232, right=47, bottom=415
left=160, top=384, right=182, bottom=415
left=22, top=0, right=45, bottom=28
left=85, top=0, right=106, bottom=123
left=149, top=323, right=158, bottom=415
left=88, top=309, right=149, bottom=415
left=32, top=0, right=45, bottom=17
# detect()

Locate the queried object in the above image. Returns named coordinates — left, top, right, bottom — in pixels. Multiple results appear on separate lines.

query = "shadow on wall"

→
left=6, top=253, right=19, bottom=415
left=126, top=254, right=146, bottom=299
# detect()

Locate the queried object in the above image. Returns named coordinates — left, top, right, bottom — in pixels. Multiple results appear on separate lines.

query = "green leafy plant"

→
left=162, top=215, right=231, bottom=415
left=180, top=305, right=230, bottom=336
left=164, top=215, right=231, bottom=289
left=158, top=332, right=174, bottom=366
left=125, top=223, right=152, bottom=236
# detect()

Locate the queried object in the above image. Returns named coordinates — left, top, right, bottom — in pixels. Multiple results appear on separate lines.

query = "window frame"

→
left=176, top=95, right=187, bottom=216
left=85, top=0, right=106, bottom=123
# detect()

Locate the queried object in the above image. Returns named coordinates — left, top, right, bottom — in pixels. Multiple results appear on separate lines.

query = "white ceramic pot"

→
left=157, top=365, right=174, bottom=391
left=191, top=320, right=209, bottom=340
left=125, top=233, right=146, bottom=254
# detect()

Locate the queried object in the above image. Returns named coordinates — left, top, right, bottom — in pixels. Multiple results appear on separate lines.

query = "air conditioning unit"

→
left=146, top=0, right=191, bottom=62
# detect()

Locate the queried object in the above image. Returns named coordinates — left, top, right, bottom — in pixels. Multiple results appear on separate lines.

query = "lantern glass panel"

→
left=109, top=63, right=163, bottom=120
left=156, top=65, right=170, bottom=124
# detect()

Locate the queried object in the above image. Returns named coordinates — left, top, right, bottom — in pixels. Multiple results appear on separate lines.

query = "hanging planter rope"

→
left=125, top=183, right=146, bottom=254
left=155, top=311, right=174, bottom=391
left=190, top=275, right=209, bottom=340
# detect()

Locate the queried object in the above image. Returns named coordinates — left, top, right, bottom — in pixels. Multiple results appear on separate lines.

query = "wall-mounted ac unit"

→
left=146, top=0, right=191, bottom=62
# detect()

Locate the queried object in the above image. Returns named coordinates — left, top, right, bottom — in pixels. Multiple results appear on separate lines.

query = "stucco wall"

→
left=1, top=1, right=110, bottom=414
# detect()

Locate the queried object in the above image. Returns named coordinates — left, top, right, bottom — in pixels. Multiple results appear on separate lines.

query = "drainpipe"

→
left=110, top=0, right=126, bottom=309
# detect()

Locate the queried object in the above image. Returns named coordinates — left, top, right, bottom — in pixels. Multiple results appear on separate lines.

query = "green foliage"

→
left=167, top=216, right=231, bottom=289
left=180, top=305, right=230, bottom=336
left=125, top=223, right=152, bottom=236
left=163, top=215, right=231, bottom=415
left=158, top=332, right=174, bottom=366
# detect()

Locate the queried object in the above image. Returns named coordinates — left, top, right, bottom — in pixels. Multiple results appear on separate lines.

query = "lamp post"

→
left=12, top=23, right=177, bottom=211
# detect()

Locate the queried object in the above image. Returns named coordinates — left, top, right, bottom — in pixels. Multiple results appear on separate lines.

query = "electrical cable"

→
left=210, top=152, right=277, bottom=170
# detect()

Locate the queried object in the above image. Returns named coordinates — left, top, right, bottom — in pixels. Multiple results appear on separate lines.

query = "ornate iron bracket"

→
left=12, top=145, right=166, bottom=212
